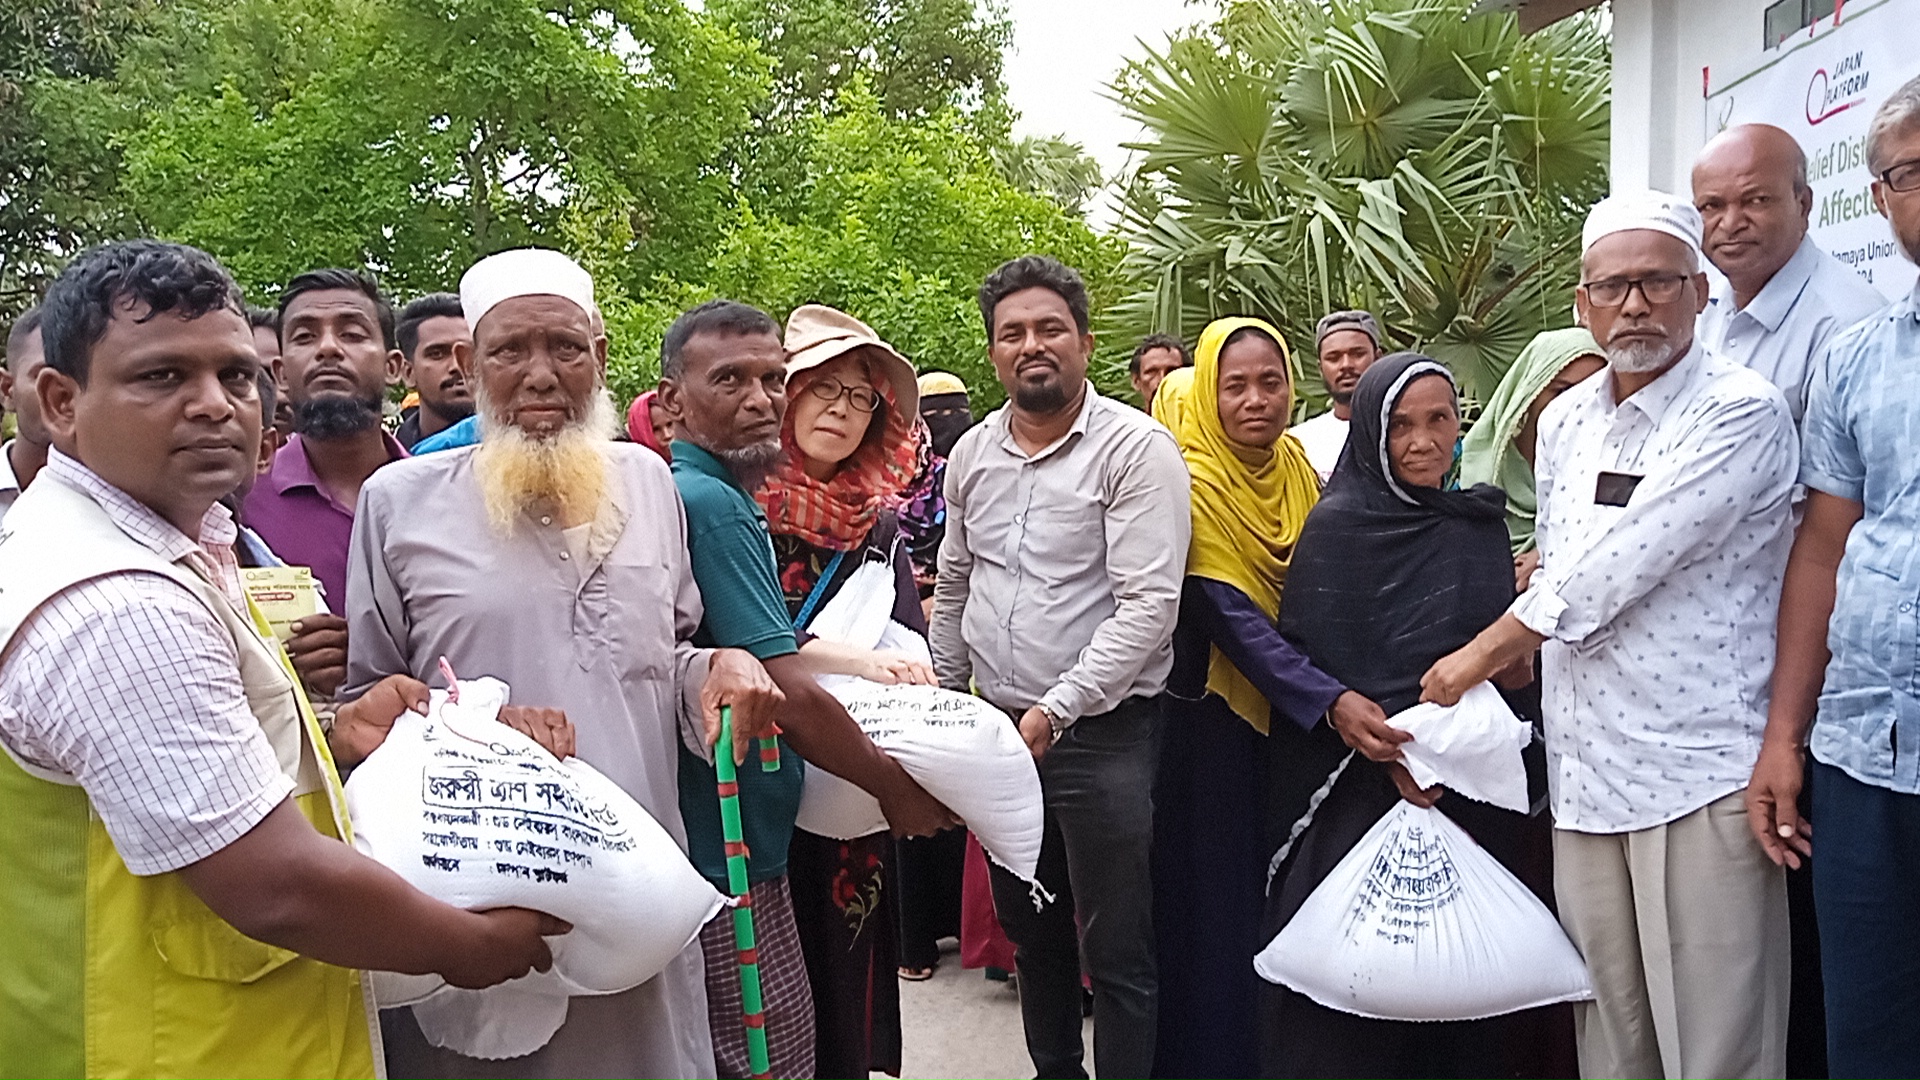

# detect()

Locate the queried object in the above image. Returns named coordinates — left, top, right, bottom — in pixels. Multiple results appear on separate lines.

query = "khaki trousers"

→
left=1554, top=790, right=1788, bottom=1079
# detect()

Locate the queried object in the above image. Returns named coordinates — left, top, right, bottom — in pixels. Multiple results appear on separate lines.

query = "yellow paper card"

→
left=242, top=565, right=321, bottom=642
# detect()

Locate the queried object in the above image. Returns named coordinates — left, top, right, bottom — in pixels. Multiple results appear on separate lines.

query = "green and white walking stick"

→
left=716, top=706, right=773, bottom=1078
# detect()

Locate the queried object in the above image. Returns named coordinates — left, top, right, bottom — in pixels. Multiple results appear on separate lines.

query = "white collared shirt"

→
left=931, top=383, right=1192, bottom=721
left=0, top=440, right=22, bottom=525
left=1698, top=236, right=1887, bottom=423
left=1512, top=343, right=1798, bottom=833
left=0, top=450, right=287, bottom=875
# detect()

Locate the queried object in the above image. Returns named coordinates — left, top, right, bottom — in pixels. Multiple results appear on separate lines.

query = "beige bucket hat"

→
left=783, top=304, right=919, bottom=418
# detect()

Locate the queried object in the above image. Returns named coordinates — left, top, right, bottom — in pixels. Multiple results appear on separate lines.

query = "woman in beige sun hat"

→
left=752, top=303, right=933, bottom=1080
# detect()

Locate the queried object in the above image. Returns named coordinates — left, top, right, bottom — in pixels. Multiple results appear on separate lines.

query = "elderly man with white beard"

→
left=342, top=247, right=784, bottom=1079
left=1421, top=192, right=1799, bottom=1079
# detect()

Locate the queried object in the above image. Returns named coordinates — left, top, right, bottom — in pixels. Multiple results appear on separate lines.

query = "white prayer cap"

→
left=1581, top=190, right=1704, bottom=267
left=459, top=247, right=595, bottom=331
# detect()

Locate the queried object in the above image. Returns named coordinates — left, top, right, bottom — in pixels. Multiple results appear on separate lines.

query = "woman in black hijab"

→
left=1258, top=353, right=1561, bottom=1079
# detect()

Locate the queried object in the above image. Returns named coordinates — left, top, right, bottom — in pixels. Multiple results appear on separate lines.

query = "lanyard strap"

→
left=791, top=548, right=849, bottom=631
left=245, top=594, right=355, bottom=842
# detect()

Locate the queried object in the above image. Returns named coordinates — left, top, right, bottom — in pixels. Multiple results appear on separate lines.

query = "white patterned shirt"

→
left=0, top=450, right=290, bottom=875
left=1512, top=343, right=1798, bottom=833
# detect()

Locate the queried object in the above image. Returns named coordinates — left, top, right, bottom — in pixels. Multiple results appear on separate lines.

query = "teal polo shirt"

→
left=671, top=440, right=805, bottom=887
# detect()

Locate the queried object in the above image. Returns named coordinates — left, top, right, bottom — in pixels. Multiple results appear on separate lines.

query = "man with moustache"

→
left=1692, top=121, right=1887, bottom=1078
left=656, top=299, right=955, bottom=1079
left=393, top=292, right=474, bottom=450
left=411, top=306, right=609, bottom=456
left=1422, top=193, right=1798, bottom=1079
left=1694, top=123, right=1885, bottom=424
left=345, top=248, right=786, bottom=1079
left=1289, top=310, right=1384, bottom=481
left=247, top=305, right=295, bottom=441
left=244, top=269, right=407, bottom=703
left=1, top=306, right=51, bottom=521
left=0, top=240, right=563, bottom=1078
left=931, top=256, right=1190, bottom=1080
left=1751, top=77, right=1920, bottom=1077
left=1127, top=333, right=1188, bottom=409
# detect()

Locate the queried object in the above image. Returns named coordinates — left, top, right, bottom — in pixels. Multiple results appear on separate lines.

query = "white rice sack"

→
left=795, top=561, right=1044, bottom=881
left=796, top=679, right=1043, bottom=884
left=344, top=677, right=727, bottom=1058
left=1254, top=801, right=1592, bottom=1021
left=1387, top=681, right=1533, bottom=814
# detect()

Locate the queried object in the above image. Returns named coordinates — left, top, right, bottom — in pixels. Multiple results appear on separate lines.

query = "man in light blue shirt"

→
left=1750, top=75, right=1920, bottom=1079
left=1694, top=124, right=1886, bottom=424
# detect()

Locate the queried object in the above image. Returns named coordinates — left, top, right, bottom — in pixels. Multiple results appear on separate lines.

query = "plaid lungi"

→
left=699, top=874, right=817, bottom=1080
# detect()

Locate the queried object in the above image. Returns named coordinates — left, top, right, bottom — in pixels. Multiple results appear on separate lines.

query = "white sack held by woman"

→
left=792, top=559, right=1044, bottom=884
left=343, top=677, right=726, bottom=1058
left=1254, top=683, right=1591, bottom=1021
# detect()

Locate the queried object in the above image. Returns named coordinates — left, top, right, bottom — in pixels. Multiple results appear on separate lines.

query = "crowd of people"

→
left=2, top=73, right=1919, bottom=1080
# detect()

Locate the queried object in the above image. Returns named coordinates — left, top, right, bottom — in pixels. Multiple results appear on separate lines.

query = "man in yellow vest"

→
left=0, top=240, right=567, bottom=1079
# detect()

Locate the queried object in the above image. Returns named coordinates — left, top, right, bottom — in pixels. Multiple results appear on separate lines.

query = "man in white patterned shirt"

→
left=1422, top=193, right=1797, bottom=1079
left=0, top=240, right=563, bottom=1078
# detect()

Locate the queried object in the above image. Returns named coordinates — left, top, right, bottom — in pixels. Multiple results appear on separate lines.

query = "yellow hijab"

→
left=1153, top=317, right=1320, bottom=734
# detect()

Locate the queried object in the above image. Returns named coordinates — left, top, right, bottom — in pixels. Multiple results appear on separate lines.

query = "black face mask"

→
left=921, top=399, right=974, bottom=459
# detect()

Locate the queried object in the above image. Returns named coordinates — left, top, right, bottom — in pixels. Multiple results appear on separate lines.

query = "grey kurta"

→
left=345, top=442, right=717, bottom=1080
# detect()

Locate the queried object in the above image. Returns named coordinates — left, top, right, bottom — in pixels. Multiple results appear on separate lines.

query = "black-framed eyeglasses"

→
left=806, top=376, right=881, bottom=413
left=1579, top=274, right=1691, bottom=309
left=1879, top=159, right=1920, bottom=194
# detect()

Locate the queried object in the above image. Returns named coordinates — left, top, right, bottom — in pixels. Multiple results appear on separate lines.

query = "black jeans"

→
left=989, top=696, right=1158, bottom=1080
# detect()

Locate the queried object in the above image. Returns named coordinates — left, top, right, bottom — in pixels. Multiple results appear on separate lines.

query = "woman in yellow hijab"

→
left=1149, top=317, right=1369, bottom=1078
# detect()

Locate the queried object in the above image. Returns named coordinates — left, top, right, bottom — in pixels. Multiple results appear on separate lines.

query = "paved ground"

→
left=891, top=941, right=1092, bottom=1080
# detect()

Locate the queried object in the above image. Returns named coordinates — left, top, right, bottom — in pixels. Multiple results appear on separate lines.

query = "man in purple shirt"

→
left=244, top=268, right=406, bottom=697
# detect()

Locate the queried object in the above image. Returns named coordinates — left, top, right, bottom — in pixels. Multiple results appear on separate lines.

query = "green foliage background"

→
left=3, top=0, right=1608, bottom=414
left=0, top=0, right=1116, bottom=409
left=1108, top=0, right=1610, bottom=412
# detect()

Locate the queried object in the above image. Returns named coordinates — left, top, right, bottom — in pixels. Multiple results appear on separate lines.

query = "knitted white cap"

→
left=458, top=247, right=595, bottom=331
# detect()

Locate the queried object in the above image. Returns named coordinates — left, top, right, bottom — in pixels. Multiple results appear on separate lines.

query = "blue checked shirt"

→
left=1800, top=282, right=1920, bottom=794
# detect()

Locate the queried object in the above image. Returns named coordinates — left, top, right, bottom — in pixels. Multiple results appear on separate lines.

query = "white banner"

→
left=1705, top=0, right=1920, bottom=302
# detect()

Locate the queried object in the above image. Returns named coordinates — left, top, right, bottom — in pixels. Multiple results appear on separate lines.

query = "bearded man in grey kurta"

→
left=341, top=249, right=784, bottom=1079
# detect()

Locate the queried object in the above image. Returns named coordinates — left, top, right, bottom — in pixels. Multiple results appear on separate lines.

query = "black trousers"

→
left=989, top=696, right=1158, bottom=1080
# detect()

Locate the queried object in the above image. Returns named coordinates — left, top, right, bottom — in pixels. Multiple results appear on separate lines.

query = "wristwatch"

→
left=1040, top=706, right=1068, bottom=742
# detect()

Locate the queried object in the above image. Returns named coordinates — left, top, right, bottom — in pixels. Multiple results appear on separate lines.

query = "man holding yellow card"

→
left=0, top=240, right=564, bottom=1079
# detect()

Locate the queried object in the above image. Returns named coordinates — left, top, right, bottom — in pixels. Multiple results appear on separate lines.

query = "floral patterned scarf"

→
left=756, top=363, right=921, bottom=551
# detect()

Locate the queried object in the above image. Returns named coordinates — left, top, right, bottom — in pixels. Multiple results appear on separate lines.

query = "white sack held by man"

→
left=346, top=677, right=726, bottom=1058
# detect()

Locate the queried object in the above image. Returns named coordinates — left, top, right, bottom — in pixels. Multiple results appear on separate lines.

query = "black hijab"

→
left=1277, top=352, right=1514, bottom=715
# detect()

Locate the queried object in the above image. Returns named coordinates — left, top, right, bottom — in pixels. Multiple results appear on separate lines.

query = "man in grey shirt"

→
left=932, top=255, right=1191, bottom=1079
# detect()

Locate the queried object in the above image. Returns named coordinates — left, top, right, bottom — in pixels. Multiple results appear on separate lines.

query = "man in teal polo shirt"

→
left=659, top=299, right=954, bottom=1079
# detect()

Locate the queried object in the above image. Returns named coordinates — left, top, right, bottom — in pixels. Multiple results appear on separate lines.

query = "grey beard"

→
left=713, top=439, right=782, bottom=487
left=294, top=395, right=383, bottom=439
left=1013, top=380, right=1069, bottom=414
left=1607, top=338, right=1676, bottom=374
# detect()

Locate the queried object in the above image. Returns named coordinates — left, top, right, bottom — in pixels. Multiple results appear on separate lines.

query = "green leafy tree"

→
left=679, top=83, right=1122, bottom=410
left=0, top=0, right=147, bottom=315
left=4, top=0, right=1112, bottom=414
left=113, top=0, right=767, bottom=299
left=708, top=0, right=1010, bottom=120
left=1110, top=0, right=1609, bottom=407
left=993, top=134, right=1104, bottom=216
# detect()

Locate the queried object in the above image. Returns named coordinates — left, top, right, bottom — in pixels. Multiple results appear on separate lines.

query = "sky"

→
left=1000, top=0, right=1215, bottom=221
